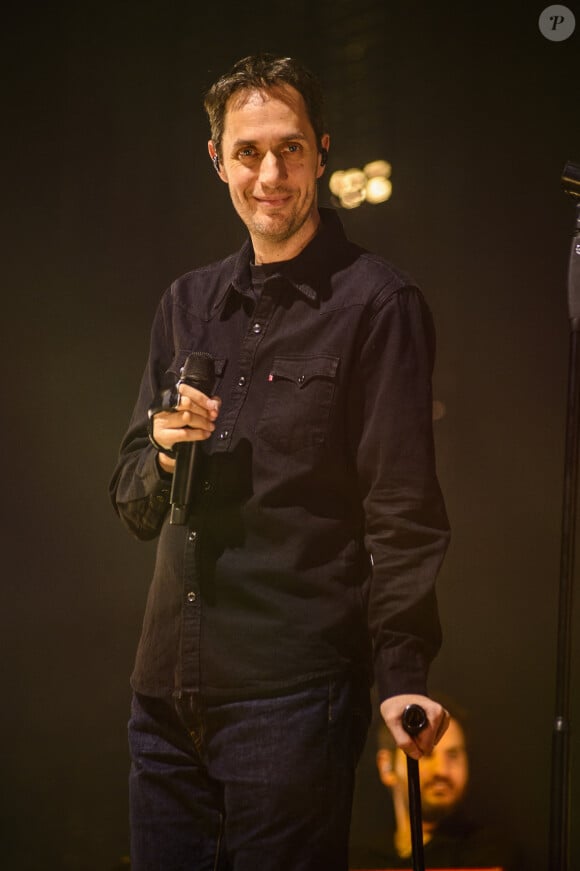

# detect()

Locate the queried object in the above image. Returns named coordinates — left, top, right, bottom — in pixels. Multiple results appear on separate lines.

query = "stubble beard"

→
left=421, top=798, right=458, bottom=825
left=250, top=198, right=302, bottom=243
left=245, top=186, right=317, bottom=246
left=252, top=211, right=300, bottom=243
left=420, top=783, right=464, bottom=824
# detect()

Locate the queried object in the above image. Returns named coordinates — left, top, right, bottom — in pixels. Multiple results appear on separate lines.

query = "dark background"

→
left=4, top=1, right=579, bottom=868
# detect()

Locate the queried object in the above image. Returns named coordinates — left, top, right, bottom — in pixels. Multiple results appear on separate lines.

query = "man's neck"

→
left=252, top=210, right=321, bottom=264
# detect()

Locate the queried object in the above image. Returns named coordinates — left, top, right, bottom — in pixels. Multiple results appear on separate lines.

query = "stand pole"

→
left=548, top=170, right=580, bottom=871
left=402, top=704, right=428, bottom=871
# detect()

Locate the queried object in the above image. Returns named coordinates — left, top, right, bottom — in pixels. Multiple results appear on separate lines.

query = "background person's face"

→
left=395, top=717, right=469, bottom=823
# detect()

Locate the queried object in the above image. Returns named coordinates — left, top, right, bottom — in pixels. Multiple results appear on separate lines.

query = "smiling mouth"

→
left=254, top=194, right=292, bottom=207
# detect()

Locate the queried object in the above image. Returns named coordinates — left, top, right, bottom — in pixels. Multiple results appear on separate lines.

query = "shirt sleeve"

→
left=109, top=290, right=175, bottom=540
left=353, top=283, right=450, bottom=703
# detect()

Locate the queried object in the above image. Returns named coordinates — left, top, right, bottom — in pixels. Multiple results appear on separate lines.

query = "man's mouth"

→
left=254, top=193, right=292, bottom=207
left=424, top=778, right=454, bottom=794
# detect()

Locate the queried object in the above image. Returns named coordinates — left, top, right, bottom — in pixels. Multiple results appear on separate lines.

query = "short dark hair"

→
left=204, top=53, right=327, bottom=159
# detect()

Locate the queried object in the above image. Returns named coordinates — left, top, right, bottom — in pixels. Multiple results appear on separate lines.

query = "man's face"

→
left=392, top=718, right=469, bottom=823
left=209, top=85, right=329, bottom=258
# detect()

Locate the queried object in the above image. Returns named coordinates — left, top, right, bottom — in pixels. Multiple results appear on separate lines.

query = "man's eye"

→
left=285, top=143, right=302, bottom=154
left=238, top=148, right=257, bottom=160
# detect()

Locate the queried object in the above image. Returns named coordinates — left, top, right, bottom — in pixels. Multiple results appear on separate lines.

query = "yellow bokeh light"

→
left=363, top=160, right=392, bottom=179
left=365, top=176, right=392, bottom=204
left=329, top=159, right=393, bottom=208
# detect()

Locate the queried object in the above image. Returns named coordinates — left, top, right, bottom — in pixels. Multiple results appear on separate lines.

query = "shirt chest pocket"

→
left=256, top=354, right=340, bottom=453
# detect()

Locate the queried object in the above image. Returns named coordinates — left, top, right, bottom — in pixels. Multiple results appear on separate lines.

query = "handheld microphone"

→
left=170, top=352, right=215, bottom=525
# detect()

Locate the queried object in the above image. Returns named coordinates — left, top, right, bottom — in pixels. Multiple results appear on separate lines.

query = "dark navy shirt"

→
left=110, top=208, right=449, bottom=702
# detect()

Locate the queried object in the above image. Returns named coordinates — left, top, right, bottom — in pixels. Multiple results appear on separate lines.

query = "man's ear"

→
left=208, top=141, right=227, bottom=182
left=316, top=133, right=330, bottom=179
left=376, top=749, right=397, bottom=788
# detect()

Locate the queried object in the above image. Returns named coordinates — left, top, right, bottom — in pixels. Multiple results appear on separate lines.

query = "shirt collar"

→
left=213, top=208, right=349, bottom=313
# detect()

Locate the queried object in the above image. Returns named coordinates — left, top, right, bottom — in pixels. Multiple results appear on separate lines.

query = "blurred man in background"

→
left=351, top=699, right=522, bottom=870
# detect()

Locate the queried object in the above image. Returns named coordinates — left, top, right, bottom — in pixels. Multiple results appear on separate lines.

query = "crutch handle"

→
left=402, top=703, right=428, bottom=736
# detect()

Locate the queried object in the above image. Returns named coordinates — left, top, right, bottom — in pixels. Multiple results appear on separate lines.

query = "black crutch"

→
left=402, top=703, right=428, bottom=871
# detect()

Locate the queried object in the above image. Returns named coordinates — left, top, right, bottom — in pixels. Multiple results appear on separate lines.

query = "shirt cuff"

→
left=374, top=643, right=430, bottom=704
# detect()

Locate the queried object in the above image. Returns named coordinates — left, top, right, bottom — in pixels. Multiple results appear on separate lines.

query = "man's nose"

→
left=421, top=752, right=445, bottom=776
left=429, top=754, right=450, bottom=777
left=258, top=151, right=287, bottom=185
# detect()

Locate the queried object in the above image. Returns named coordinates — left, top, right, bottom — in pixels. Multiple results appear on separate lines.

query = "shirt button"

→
left=218, top=430, right=230, bottom=440
left=238, top=376, right=246, bottom=387
left=252, top=323, right=262, bottom=335
left=202, top=480, right=212, bottom=492
left=298, top=374, right=305, bottom=385
left=186, top=591, right=197, bottom=603
left=188, top=531, right=197, bottom=543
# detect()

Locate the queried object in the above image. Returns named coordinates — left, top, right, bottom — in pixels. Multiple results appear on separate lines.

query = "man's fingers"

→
left=178, top=385, right=221, bottom=418
left=434, top=708, right=450, bottom=742
left=152, top=410, right=215, bottom=454
left=412, top=708, right=449, bottom=756
left=397, top=734, right=423, bottom=760
left=380, top=694, right=450, bottom=759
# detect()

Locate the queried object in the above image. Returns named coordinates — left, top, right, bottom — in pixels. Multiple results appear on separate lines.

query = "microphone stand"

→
left=548, top=160, right=580, bottom=871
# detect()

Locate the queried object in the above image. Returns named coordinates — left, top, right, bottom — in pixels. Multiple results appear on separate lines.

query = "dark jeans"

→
left=128, top=677, right=370, bottom=871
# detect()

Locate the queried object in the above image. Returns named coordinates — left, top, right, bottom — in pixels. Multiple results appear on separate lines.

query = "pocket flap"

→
left=269, top=355, right=339, bottom=388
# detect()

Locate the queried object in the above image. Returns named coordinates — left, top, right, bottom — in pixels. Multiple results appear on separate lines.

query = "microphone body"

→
left=169, top=352, right=215, bottom=525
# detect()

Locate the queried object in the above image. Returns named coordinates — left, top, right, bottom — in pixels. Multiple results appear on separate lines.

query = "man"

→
left=110, top=53, right=450, bottom=871
left=351, top=703, right=521, bottom=869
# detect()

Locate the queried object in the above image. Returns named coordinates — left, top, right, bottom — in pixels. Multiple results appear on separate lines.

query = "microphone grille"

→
left=179, top=352, right=215, bottom=392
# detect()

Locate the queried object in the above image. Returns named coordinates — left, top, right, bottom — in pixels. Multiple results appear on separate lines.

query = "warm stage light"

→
left=365, top=176, right=392, bottom=204
left=363, top=159, right=392, bottom=180
left=329, top=168, right=367, bottom=208
left=329, top=170, right=346, bottom=197
left=340, top=187, right=367, bottom=209
left=329, top=159, right=393, bottom=209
